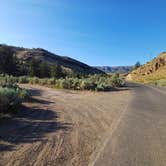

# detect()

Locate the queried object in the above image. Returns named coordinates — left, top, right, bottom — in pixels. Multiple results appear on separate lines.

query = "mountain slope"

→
left=96, top=66, right=132, bottom=73
left=0, top=44, right=103, bottom=74
left=127, top=52, right=166, bottom=83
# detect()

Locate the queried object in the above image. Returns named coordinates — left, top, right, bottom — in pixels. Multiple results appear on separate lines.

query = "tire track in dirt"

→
left=0, top=84, right=132, bottom=166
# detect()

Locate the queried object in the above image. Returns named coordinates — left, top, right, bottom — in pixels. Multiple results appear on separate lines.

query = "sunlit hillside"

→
left=127, top=52, right=166, bottom=86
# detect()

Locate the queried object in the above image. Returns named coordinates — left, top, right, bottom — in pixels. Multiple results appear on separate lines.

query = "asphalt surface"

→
left=92, top=84, right=166, bottom=166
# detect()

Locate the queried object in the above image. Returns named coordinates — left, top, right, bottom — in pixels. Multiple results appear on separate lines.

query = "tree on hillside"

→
left=27, top=58, right=40, bottom=77
left=39, top=62, right=50, bottom=78
left=133, top=61, right=141, bottom=70
left=18, top=60, right=27, bottom=76
left=51, top=64, right=64, bottom=79
left=0, top=47, right=18, bottom=75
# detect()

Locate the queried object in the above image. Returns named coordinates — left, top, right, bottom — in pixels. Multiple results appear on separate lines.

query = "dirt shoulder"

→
left=0, top=84, right=132, bottom=166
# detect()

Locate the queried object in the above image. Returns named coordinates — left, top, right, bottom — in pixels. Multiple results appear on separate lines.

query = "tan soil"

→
left=0, top=84, right=132, bottom=166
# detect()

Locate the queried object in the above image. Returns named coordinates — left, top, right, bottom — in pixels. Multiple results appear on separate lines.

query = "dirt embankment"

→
left=0, top=84, right=132, bottom=166
left=127, top=52, right=166, bottom=83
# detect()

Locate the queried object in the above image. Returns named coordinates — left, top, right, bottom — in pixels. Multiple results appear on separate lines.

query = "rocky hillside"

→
left=96, top=66, right=132, bottom=73
left=0, top=44, right=103, bottom=74
left=127, top=52, right=166, bottom=83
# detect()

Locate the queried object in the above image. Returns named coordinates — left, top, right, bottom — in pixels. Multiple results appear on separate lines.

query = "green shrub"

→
left=56, top=79, right=69, bottom=89
left=32, top=77, right=40, bottom=84
left=38, top=78, right=47, bottom=85
left=47, top=78, right=56, bottom=86
left=95, top=84, right=105, bottom=91
left=71, top=78, right=80, bottom=90
left=18, top=76, right=29, bottom=84
left=153, top=79, right=166, bottom=87
left=80, top=80, right=96, bottom=90
left=18, top=88, right=30, bottom=100
left=0, top=74, right=125, bottom=92
left=111, top=73, right=124, bottom=87
left=0, top=86, right=29, bottom=113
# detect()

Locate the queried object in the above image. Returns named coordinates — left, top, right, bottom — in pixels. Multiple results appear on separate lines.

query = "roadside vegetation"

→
left=0, top=46, right=125, bottom=115
left=0, top=83, right=29, bottom=115
left=0, top=74, right=125, bottom=91
left=148, top=79, right=166, bottom=87
left=0, top=46, right=125, bottom=92
left=133, top=61, right=141, bottom=70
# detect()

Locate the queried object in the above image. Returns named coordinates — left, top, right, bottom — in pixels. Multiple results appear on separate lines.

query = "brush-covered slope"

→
left=0, top=44, right=103, bottom=74
left=127, top=52, right=166, bottom=83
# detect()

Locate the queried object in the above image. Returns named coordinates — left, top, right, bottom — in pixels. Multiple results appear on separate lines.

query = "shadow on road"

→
left=28, top=88, right=42, bottom=96
left=28, top=97, right=54, bottom=105
left=0, top=97, right=72, bottom=152
left=124, top=82, right=142, bottom=89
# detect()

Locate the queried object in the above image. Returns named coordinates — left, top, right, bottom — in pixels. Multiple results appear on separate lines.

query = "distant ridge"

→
left=0, top=44, right=104, bottom=75
left=95, top=66, right=132, bottom=73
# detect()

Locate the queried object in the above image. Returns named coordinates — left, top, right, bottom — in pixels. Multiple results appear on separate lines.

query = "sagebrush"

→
left=0, top=74, right=125, bottom=91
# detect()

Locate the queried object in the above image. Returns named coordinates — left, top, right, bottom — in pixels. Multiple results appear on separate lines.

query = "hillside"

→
left=96, top=66, right=132, bottom=73
left=127, top=52, right=166, bottom=84
left=0, top=44, right=103, bottom=75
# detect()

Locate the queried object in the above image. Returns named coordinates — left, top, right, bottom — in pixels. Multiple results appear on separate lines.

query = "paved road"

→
left=92, top=84, right=166, bottom=166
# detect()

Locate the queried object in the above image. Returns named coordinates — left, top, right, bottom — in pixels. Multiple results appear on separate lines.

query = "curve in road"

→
left=92, top=84, right=166, bottom=166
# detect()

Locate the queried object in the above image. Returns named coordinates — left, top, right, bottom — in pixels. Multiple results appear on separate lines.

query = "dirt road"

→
left=0, top=84, right=132, bottom=166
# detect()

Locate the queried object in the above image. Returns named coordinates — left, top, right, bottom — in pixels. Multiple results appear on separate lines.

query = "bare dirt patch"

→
left=0, top=84, right=132, bottom=166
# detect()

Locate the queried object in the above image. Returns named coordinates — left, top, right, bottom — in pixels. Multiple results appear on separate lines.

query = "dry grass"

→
left=127, top=52, right=166, bottom=86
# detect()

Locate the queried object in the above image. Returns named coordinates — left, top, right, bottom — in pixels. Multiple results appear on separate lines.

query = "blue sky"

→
left=0, top=0, right=166, bottom=66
